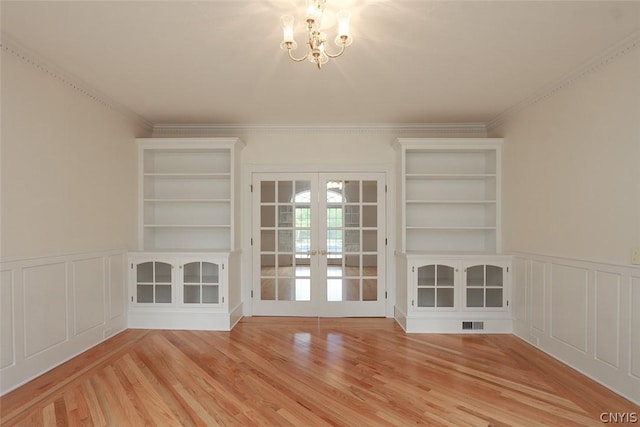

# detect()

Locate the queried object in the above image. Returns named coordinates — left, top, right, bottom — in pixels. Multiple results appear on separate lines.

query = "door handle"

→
left=320, top=250, right=327, bottom=256
left=308, top=250, right=317, bottom=256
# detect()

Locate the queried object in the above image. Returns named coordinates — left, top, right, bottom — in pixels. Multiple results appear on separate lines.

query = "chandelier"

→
left=280, top=0, right=352, bottom=70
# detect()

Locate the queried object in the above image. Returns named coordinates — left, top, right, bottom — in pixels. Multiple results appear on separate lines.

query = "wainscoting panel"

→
left=108, top=254, right=125, bottom=321
left=512, top=252, right=640, bottom=405
left=1, top=269, right=14, bottom=369
left=23, top=262, right=68, bottom=357
left=549, top=264, right=588, bottom=353
left=0, top=250, right=127, bottom=395
left=632, top=276, right=640, bottom=380
left=530, top=260, right=546, bottom=333
left=594, top=271, right=620, bottom=368
left=512, top=257, right=527, bottom=324
left=72, top=257, right=105, bottom=336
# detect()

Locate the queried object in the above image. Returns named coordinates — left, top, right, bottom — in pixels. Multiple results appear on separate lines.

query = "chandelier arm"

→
left=323, top=42, right=346, bottom=59
left=287, top=47, right=309, bottom=62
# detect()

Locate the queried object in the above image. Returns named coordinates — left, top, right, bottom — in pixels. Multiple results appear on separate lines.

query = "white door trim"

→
left=242, top=163, right=395, bottom=318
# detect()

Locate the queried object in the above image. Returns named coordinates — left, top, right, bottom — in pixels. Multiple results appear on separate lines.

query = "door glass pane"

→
left=363, top=279, right=377, bottom=301
left=327, top=181, right=343, bottom=202
left=362, top=255, right=376, bottom=277
left=278, top=181, right=294, bottom=203
left=261, top=230, right=275, bottom=251
left=278, top=206, right=292, bottom=227
left=261, top=181, right=275, bottom=203
left=261, top=278, right=275, bottom=300
left=345, top=255, right=360, bottom=276
left=362, top=181, right=377, bottom=203
left=295, top=278, right=311, bottom=301
left=278, top=230, right=293, bottom=252
left=344, top=181, right=359, bottom=203
left=345, top=279, right=360, bottom=301
left=362, top=205, right=377, bottom=227
left=345, top=206, right=360, bottom=227
left=277, top=254, right=294, bottom=276
left=327, top=257, right=343, bottom=277
left=261, top=205, right=275, bottom=227
left=344, top=230, right=360, bottom=252
left=362, top=230, right=377, bottom=252
left=278, top=278, right=294, bottom=301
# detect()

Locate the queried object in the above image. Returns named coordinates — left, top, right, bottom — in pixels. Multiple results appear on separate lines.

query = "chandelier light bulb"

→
left=280, top=1, right=351, bottom=69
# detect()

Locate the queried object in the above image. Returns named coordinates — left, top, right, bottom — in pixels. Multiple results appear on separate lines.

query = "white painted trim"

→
left=510, top=252, right=640, bottom=405
left=0, top=33, right=153, bottom=134
left=487, top=30, right=640, bottom=131
left=243, top=163, right=395, bottom=319
left=152, top=123, right=488, bottom=137
left=0, top=249, right=128, bottom=395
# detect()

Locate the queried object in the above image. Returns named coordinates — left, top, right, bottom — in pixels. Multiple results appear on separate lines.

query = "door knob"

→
left=320, top=250, right=327, bottom=255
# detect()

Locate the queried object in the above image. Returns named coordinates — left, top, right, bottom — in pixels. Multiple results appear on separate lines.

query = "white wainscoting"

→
left=0, top=249, right=127, bottom=395
left=511, top=252, right=640, bottom=405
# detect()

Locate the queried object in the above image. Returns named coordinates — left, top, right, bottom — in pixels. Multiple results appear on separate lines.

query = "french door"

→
left=252, top=172, right=386, bottom=317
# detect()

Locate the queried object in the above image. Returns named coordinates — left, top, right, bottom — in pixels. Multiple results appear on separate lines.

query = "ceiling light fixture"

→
left=280, top=0, right=352, bottom=70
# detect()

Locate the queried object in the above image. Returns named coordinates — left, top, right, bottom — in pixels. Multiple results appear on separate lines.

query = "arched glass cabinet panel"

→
left=416, top=263, right=455, bottom=308
left=135, top=261, right=172, bottom=304
left=465, top=264, right=504, bottom=308
left=183, top=261, right=220, bottom=304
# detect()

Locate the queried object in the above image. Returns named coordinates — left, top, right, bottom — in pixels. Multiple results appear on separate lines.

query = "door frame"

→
left=242, top=163, right=395, bottom=318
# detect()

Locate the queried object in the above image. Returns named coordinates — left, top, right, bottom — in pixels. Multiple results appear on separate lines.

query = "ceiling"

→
left=2, top=1, right=640, bottom=126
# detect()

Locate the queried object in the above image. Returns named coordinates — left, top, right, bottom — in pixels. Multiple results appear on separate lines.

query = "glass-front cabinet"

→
left=405, top=255, right=511, bottom=331
left=464, top=263, right=506, bottom=309
left=414, top=263, right=457, bottom=310
left=130, top=254, right=226, bottom=308
left=183, top=261, right=221, bottom=305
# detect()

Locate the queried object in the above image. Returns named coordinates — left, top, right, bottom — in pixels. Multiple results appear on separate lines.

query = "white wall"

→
left=492, top=48, right=640, bottom=266
left=1, top=46, right=146, bottom=260
left=492, top=47, right=640, bottom=404
left=0, top=43, right=147, bottom=394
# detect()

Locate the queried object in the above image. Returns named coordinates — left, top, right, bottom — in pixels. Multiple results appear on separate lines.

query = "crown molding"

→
left=152, top=123, right=488, bottom=137
left=487, top=30, right=640, bottom=132
left=0, top=32, right=154, bottom=134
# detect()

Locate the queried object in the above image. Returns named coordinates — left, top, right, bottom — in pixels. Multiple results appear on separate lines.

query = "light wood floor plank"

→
left=1, top=318, right=638, bottom=426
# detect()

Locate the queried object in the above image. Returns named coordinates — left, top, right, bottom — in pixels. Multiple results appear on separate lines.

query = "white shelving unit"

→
left=393, top=138, right=511, bottom=333
left=396, top=138, right=502, bottom=254
left=137, top=138, right=243, bottom=252
left=130, top=138, right=244, bottom=331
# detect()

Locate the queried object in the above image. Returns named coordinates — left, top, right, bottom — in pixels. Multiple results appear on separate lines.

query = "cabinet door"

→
left=133, top=260, right=174, bottom=304
left=181, top=260, right=223, bottom=306
left=463, top=263, right=506, bottom=309
left=413, top=262, right=457, bottom=309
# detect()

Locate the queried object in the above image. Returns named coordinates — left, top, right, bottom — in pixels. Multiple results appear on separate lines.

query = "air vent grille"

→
left=462, top=321, right=484, bottom=330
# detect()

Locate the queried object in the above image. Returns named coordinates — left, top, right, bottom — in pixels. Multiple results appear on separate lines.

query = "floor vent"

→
left=462, top=321, right=484, bottom=330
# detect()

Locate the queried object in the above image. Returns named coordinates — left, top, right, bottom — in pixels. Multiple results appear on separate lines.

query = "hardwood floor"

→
left=1, top=318, right=638, bottom=426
